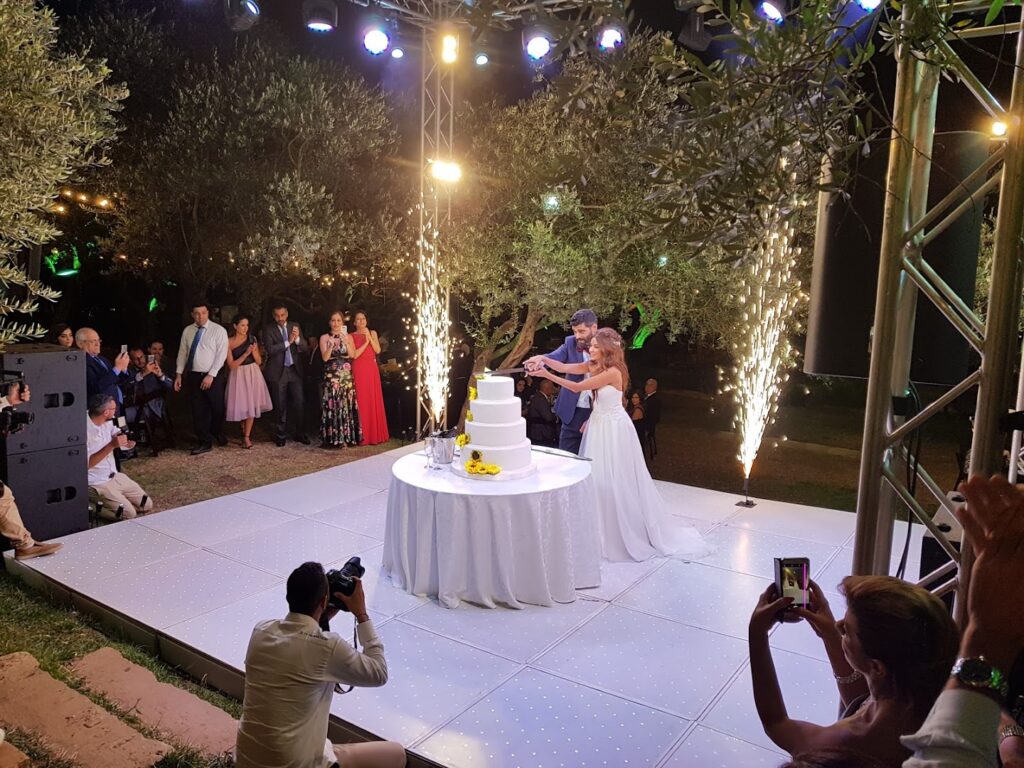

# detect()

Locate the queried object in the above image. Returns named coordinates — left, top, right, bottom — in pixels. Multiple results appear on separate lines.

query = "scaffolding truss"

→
left=853, top=3, right=1024, bottom=624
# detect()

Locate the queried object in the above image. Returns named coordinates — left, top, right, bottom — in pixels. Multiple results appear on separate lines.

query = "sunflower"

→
left=468, top=386, right=478, bottom=401
left=466, top=411, right=473, bottom=422
left=455, top=433, right=469, bottom=447
left=470, top=449, right=482, bottom=462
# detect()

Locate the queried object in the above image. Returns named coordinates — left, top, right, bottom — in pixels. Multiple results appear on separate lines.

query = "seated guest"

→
left=749, top=574, right=958, bottom=767
left=527, top=380, right=559, bottom=447
left=77, top=327, right=130, bottom=410
left=628, top=390, right=646, bottom=443
left=236, top=561, right=405, bottom=768
left=124, top=347, right=174, bottom=425
left=902, top=474, right=1024, bottom=767
left=86, top=394, right=153, bottom=520
left=49, top=323, right=74, bottom=348
left=148, top=340, right=173, bottom=374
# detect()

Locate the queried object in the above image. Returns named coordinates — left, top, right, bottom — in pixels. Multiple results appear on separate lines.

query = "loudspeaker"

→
left=1, top=344, right=86, bottom=455
left=2, top=446, right=88, bottom=541
left=805, top=132, right=989, bottom=384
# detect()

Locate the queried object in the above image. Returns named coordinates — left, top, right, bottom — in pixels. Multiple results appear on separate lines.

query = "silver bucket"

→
left=425, top=436, right=456, bottom=469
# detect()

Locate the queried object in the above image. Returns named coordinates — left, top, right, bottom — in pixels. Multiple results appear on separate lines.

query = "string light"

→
left=726, top=203, right=803, bottom=479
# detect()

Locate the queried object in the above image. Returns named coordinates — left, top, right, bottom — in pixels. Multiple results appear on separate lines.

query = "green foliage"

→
left=71, top=11, right=405, bottom=311
left=0, top=0, right=124, bottom=349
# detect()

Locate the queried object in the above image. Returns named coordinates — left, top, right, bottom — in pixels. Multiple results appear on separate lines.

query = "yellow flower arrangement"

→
left=464, top=459, right=501, bottom=476
left=466, top=411, right=473, bottom=422
left=470, top=449, right=482, bottom=461
left=468, top=386, right=478, bottom=402
left=455, top=433, right=469, bottom=448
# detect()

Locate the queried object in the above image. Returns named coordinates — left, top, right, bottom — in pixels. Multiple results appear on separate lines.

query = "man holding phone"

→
left=86, top=393, right=153, bottom=519
left=77, top=327, right=131, bottom=413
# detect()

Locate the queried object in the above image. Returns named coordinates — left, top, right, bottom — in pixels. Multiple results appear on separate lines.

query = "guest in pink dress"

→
left=225, top=314, right=273, bottom=449
left=348, top=311, right=389, bottom=445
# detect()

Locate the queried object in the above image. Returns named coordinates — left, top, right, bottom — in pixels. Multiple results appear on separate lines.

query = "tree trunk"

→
left=497, top=306, right=544, bottom=369
left=455, top=344, right=497, bottom=429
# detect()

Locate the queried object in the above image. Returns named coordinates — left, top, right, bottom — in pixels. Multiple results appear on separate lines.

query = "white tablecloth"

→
left=382, top=449, right=601, bottom=609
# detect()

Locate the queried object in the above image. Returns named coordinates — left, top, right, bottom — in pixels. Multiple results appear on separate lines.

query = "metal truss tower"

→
left=853, top=3, right=1024, bottom=623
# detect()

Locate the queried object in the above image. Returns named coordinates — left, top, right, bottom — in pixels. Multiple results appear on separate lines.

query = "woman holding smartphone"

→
left=318, top=311, right=362, bottom=448
left=224, top=314, right=273, bottom=448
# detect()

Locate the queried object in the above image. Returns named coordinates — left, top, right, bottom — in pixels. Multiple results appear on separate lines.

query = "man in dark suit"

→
left=643, top=378, right=661, bottom=459
left=76, top=327, right=130, bottom=413
left=524, top=308, right=598, bottom=455
left=526, top=379, right=559, bottom=447
left=261, top=303, right=309, bottom=447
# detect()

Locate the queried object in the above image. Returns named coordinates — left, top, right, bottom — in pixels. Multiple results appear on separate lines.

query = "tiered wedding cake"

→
left=455, top=375, right=535, bottom=480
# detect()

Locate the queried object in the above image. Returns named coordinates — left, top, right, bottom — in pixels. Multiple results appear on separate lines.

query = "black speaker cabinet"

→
left=1, top=343, right=86, bottom=455
left=805, top=132, right=989, bottom=384
left=2, top=445, right=88, bottom=542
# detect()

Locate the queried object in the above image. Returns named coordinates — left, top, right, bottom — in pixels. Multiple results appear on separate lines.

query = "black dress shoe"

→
left=190, top=444, right=212, bottom=456
left=215, top=434, right=228, bottom=447
left=294, top=435, right=311, bottom=445
left=274, top=437, right=286, bottom=447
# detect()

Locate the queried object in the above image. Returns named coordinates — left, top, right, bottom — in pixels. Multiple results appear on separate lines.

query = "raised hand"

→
left=749, top=583, right=793, bottom=636
left=790, top=580, right=839, bottom=639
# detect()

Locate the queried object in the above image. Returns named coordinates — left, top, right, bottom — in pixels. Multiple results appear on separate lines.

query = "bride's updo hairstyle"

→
left=590, top=328, right=630, bottom=392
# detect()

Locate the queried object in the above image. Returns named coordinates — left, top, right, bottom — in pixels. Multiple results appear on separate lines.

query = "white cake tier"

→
left=470, top=398, right=521, bottom=424
left=466, top=419, right=526, bottom=447
left=475, top=375, right=514, bottom=401
left=462, top=440, right=533, bottom=472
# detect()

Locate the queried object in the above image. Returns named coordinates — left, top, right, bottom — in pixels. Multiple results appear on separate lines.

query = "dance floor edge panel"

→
left=5, top=449, right=920, bottom=768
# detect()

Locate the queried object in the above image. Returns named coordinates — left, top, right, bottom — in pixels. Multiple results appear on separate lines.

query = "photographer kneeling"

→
left=0, top=378, right=62, bottom=560
left=86, top=394, right=153, bottom=520
left=236, top=561, right=405, bottom=768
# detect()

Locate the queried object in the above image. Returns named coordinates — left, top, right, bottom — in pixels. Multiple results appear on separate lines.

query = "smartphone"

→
left=774, top=557, right=810, bottom=608
left=120, top=344, right=128, bottom=356
left=146, top=354, right=156, bottom=364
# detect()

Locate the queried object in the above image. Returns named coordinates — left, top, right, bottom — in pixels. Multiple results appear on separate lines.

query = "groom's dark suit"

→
left=547, top=335, right=590, bottom=454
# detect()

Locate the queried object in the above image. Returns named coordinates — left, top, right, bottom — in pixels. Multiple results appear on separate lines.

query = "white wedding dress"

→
left=581, top=384, right=710, bottom=562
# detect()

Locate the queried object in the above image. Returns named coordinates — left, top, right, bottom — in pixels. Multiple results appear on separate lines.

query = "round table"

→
left=382, top=449, right=601, bottom=609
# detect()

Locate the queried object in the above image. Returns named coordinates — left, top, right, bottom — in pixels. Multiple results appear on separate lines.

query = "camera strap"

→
left=333, top=619, right=359, bottom=695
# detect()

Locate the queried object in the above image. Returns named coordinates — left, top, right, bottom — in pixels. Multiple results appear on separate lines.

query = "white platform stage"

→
left=4, top=445, right=925, bottom=768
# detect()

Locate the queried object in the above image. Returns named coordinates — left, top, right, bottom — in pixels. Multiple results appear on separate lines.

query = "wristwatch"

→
left=951, top=656, right=1009, bottom=701
left=1000, top=723, right=1024, bottom=742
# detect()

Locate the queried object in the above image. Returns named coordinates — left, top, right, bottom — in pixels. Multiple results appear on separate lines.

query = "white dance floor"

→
left=4, top=445, right=925, bottom=768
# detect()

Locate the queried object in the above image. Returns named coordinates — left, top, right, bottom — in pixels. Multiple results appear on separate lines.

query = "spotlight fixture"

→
left=441, top=31, right=458, bottom=64
left=474, top=52, right=489, bottom=66
left=303, top=0, right=337, bottom=32
left=430, top=160, right=462, bottom=183
left=391, top=46, right=405, bottom=59
left=362, top=15, right=391, bottom=55
left=596, top=25, right=625, bottom=50
left=758, top=1, right=785, bottom=22
left=992, top=119, right=1009, bottom=137
left=523, top=17, right=555, bottom=61
left=225, top=0, right=260, bottom=32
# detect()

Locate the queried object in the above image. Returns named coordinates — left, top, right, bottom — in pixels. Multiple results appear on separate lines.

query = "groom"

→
left=524, top=308, right=598, bottom=455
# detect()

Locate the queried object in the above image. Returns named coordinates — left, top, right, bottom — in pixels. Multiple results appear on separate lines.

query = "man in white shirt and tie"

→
left=174, top=300, right=229, bottom=455
left=235, top=561, right=405, bottom=768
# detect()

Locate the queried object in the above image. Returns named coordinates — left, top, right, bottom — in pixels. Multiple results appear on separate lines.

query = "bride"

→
left=531, top=328, right=709, bottom=562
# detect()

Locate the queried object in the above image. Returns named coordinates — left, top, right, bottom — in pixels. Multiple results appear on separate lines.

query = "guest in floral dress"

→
left=318, top=311, right=362, bottom=448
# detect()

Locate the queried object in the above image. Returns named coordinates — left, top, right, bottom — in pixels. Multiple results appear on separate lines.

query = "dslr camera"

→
left=326, top=557, right=365, bottom=611
left=0, top=371, right=34, bottom=437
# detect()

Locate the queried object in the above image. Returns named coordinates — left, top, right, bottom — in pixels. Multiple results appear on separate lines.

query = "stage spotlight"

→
left=523, top=19, right=554, bottom=60
left=597, top=26, right=625, bottom=50
left=855, top=0, right=882, bottom=8
left=758, top=1, right=784, bottom=22
left=441, top=32, right=458, bottom=64
left=391, top=46, right=405, bottom=59
left=362, top=16, right=391, bottom=55
left=475, top=52, right=489, bottom=66
left=992, top=119, right=1009, bottom=137
left=303, top=0, right=337, bottom=32
left=430, top=160, right=462, bottom=183
left=225, top=0, right=260, bottom=32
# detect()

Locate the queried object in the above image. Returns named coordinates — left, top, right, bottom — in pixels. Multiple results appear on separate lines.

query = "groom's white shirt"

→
left=577, top=352, right=592, bottom=409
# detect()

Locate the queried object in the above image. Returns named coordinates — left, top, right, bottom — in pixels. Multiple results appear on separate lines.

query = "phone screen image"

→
left=120, top=344, right=128, bottom=355
left=774, top=558, right=810, bottom=607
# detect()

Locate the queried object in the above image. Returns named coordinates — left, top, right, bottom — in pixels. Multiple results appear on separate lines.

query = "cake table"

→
left=382, top=448, right=601, bottom=609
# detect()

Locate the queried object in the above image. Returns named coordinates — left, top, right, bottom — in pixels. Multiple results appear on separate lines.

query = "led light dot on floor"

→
left=7, top=446, right=880, bottom=767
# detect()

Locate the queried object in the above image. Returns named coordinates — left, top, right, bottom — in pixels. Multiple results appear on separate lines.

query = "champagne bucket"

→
left=425, top=436, right=456, bottom=469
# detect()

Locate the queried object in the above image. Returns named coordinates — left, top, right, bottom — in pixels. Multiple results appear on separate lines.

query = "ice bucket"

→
left=425, top=435, right=456, bottom=469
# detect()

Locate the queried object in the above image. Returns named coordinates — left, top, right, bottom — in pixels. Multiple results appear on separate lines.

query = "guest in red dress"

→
left=348, top=311, right=389, bottom=445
